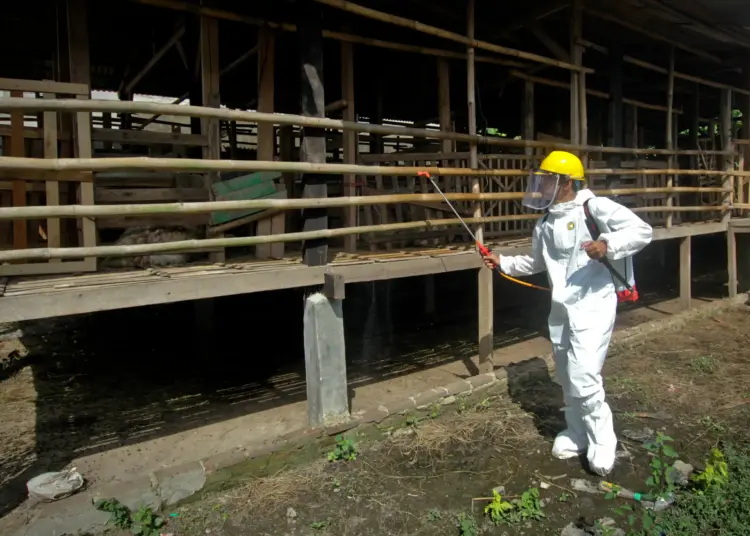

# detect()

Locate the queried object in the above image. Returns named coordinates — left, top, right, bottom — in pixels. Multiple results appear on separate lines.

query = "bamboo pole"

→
left=584, top=7, right=721, bottom=63
left=0, top=97, right=730, bottom=156
left=510, top=70, right=684, bottom=114
left=129, top=0, right=530, bottom=69
left=0, top=187, right=730, bottom=221
left=1, top=156, right=748, bottom=178
left=578, top=39, right=750, bottom=97
left=313, top=0, right=592, bottom=73
left=0, top=206, right=727, bottom=263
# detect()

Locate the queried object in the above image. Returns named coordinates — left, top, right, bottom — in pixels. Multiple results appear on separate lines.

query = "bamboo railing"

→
left=0, top=96, right=737, bottom=265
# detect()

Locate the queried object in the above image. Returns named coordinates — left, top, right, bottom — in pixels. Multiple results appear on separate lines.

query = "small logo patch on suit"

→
left=567, top=221, right=575, bottom=230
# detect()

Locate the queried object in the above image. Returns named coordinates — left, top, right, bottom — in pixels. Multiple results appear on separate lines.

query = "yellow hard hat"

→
left=539, top=151, right=585, bottom=180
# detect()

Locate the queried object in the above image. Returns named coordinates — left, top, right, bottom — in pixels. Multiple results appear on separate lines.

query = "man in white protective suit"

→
left=482, top=150, right=653, bottom=476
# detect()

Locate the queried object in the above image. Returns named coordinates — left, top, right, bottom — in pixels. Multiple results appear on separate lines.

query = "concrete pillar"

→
left=303, top=292, right=349, bottom=427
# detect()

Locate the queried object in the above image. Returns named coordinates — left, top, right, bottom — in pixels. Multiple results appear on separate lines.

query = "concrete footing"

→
left=303, top=292, right=349, bottom=427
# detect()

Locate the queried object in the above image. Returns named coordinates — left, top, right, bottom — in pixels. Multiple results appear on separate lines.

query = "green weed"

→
left=327, top=435, right=357, bottom=462
left=690, top=355, right=719, bottom=374
left=455, top=513, right=478, bottom=536
left=484, top=487, right=544, bottom=526
left=94, top=499, right=165, bottom=536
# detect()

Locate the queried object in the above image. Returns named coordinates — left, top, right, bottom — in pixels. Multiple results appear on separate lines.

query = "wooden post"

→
left=468, top=0, right=493, bottom=373
left=185, top=18, right=203, bottom=137
left=666, top=47, right=675, bottom=228
left=571, top=0, right=586, bottom=147
left=200, top=15, right=224, bottom=262
left=523, top=81, right=535, bottom=154
left=256, top=25, right=285, bottom=259
left=728, top=227, right=738, bottom=298
left=299, top=1, right=328, bottom=266
left=67, top=0, right=96, bottom=270
left=625, top=105, right=638, bottom=148
left=438, top=58, right=454, bottom=243
left=720, top=88, right=733, bottom=224
left=607, top=43, right=624, bottom=188
left=341, top=39, right=357, bottom=252
left=569, top=3, right=580, bottom=146
left=425, top=57, right=454, bottom=310
left=680, top=236, right=691, bottom=309
left=9, top=91, right=26, bottom=251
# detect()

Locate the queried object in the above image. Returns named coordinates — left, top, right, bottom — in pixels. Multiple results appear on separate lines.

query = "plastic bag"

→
left=27, top=467, right=84, bottom=501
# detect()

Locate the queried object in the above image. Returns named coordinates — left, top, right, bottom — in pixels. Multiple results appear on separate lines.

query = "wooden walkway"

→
left=0, top=221, right=728, bottom=323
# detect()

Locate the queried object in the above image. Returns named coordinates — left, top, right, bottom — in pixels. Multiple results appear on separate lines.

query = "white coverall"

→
left=499, top=188, right=653, bottom=475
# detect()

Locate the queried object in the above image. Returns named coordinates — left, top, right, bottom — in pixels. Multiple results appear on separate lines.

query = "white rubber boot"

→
left=552, top=406, right=588, bottom=459
left=580, top=394, right=617, bottom=476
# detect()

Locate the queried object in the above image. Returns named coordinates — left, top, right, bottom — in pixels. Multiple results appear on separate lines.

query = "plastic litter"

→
left=26, top=467, right=84, bottom=501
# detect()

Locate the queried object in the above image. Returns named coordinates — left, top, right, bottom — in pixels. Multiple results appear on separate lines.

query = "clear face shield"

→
left=523, top=170, right=569, bottom=210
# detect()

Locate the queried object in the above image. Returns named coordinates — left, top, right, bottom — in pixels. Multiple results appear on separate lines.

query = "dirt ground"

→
left=155, top=303, right=750, bottom=536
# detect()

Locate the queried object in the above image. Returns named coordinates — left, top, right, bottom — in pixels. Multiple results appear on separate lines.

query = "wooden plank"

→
left=0, top=260, right=91, bottom=277
left=43, top=92, right=61, bottom=255
left=92, top=128, right=208, bottom=147
left=95, top=187, right=208, bottom=203
left=341, top=39, right=357, bottom=252
left=299, top=4, right=328, bottom=266
left=0, top=78, right=88, bottom=96
left=0, top=170, right=93, bottom=182
left=9, top=90, right=27, bottom=250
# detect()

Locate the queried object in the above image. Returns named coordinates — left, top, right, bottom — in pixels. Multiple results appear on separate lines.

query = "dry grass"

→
left=388, top=397, right=542, bottom=460
left=606, top=306, right=750, bottom=429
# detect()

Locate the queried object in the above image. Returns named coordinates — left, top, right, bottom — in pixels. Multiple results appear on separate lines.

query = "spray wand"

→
left=417, top=172, right=548, bottom=292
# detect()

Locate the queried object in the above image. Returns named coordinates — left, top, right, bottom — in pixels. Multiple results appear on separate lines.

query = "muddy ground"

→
left=157, top=303, right=750, bottom=536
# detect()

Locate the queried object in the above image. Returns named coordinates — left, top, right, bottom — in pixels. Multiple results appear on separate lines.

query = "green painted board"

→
left=212, top=171, right=280, bottom=198
left=210, top=171, right=284, bottom=226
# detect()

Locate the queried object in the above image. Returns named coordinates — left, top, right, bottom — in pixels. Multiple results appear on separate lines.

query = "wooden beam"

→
left=124, top=24, right=186, bottom=94
left=299, top=2, right=328, bottom=266
left=530, top=21, right=569, bottom=62
left=492, top=0, right=570, bottom=35
left=312, top=0, right=592, bottom=72
left=341, top=39, right=357, bottom=252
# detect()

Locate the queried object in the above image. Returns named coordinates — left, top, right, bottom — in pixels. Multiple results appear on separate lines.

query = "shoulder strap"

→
left=541, top=209, right=550, bottom=224
left=583, top=199, right=600, bottom=240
